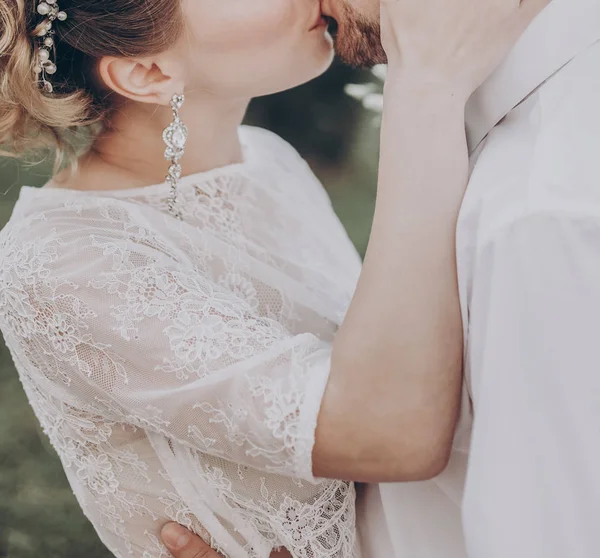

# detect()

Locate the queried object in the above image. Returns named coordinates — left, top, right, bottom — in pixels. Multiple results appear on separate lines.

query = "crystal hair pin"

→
left=33, top=0, right=67, bottom=93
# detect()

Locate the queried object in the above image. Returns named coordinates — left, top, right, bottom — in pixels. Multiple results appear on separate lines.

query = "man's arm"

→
left=463, top=211, right=600, bottom=557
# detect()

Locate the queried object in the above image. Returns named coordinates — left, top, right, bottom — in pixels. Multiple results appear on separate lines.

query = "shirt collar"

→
left=466, top=0, right=600, bottom=154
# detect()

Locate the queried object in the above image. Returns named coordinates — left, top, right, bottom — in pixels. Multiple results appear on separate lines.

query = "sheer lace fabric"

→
left=0, top=127, right=362, bottom=558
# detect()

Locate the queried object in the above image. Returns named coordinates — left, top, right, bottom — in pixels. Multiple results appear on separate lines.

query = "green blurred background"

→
left=0, top=62, right=379, bottom=557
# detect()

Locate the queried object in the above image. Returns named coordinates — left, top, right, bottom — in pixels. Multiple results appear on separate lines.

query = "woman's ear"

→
left=98, top=55, right=185, bottom=106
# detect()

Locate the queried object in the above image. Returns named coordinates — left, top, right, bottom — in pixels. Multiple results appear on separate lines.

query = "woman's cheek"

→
left=204, top=0, right=297, bottom=50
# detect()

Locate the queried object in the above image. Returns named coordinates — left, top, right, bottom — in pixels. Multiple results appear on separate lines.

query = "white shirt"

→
left=0, top=127, right=362, bottom=558
left=359, top=0, right=600, bottom=556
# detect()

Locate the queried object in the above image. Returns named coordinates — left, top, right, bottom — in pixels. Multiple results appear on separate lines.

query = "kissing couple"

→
left=0, top=0, right=599, bottom=556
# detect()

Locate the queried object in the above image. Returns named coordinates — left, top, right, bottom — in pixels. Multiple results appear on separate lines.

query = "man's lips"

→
left=313, top=0, right=337, bottom=33
left=309, top=6, right=328, bottom=30
left=319, top=0, right=335, bottom=23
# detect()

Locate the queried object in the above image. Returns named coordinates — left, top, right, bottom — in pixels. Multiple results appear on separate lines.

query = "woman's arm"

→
left=313, top=0, right=549, bottom=483
left=314, top=79, right=467, bottom=483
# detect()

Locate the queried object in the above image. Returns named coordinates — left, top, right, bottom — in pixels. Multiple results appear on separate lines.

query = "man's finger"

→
left=161, top=522, right=222, bottom=558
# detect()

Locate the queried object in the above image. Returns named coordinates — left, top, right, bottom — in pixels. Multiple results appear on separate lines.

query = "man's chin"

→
left=329, top=13, right=387, bottom=68
left=334, top=35, right=387, bottom=68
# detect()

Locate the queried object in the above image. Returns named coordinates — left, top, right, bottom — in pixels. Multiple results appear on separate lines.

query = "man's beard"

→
left=329, top=4, right=387, bottom=68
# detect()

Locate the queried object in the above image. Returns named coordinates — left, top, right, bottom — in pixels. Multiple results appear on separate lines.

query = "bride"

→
left=0, top=0, right=539, bottom=556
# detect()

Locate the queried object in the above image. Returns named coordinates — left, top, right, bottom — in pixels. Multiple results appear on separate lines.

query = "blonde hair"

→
left=0, top=0, right=183, bottom=174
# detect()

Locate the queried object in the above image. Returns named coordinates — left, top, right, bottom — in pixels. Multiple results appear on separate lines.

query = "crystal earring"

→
left=162, top=93, right=188, bottom=220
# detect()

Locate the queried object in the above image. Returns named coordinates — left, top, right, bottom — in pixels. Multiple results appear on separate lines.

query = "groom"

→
left=158, top=0, right=600, bottom=555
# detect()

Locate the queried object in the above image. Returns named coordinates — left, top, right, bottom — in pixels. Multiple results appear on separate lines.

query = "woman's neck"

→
left=51, top=92, right=250, bottom=191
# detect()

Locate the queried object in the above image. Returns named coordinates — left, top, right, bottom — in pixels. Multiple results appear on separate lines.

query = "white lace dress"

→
left=0, top=126, right=363, bottom=558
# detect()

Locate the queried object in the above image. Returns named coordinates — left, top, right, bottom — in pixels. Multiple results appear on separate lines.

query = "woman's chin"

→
left=244, top=37, right=334, bottom=99
left=296, top=52, right=335, bottom=88
left=309, top=33, right=335, bottom=78
left=276, top=49, right=334, bottom=93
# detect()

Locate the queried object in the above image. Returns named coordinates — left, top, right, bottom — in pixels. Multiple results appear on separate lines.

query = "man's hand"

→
left=161, top=523, right=294, bottom=557
left=161, top=523, right=221, bottom=558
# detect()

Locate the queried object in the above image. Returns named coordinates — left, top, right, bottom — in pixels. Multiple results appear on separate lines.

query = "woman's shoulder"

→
left=0, top=193, right=174, bottom=277
left=240, top=125, right=298, bottom=152
left=3, top=191, right=142, bottom=238
left=240, top=125, right=309, bottom=170
left=239, top=125, right=331, bottom=204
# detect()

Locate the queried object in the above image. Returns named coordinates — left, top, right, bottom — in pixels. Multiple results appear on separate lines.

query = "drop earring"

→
left=162, top=93, right=188, bottom=220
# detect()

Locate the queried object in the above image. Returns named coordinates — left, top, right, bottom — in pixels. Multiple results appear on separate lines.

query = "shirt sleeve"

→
left=463, top=211, right=600, bottom=558
left=17, top=204, right=333, bottom=484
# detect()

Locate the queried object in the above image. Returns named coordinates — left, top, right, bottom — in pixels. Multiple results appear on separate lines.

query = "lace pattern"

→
left=0, top=127, right=362, bottom=558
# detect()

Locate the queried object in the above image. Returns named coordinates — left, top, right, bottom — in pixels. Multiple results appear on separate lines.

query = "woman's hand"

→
left=380, top=0, right=550, bottom=101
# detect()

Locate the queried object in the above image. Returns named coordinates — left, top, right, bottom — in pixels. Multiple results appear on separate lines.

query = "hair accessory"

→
left=163, top=93, right=188, bottom=220
left=33, top=0, right=67, bottom=93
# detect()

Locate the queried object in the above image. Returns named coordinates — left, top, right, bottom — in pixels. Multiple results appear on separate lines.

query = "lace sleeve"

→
left=11, top=203, right=333, bottom=483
